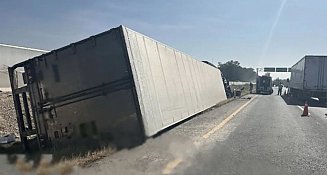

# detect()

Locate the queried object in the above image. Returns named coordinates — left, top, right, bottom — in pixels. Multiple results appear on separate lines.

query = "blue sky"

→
left=1, top=0, right=327, bottom=77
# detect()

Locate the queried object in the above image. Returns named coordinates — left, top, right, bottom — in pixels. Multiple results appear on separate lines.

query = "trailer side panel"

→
left=123, top=27, right=227, bottom=136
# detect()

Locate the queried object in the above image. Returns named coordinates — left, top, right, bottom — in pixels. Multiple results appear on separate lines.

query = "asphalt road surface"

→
left=73, top=88, right=327, bottom=175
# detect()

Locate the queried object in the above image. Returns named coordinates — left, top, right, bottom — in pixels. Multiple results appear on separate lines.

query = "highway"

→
left=76, top=88, right=327, bottom=175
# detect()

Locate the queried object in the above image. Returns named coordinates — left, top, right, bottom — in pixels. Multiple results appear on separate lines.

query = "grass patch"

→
left=65, top=146, right=116, bottom=168
left=12, top=146, right=116, bottom=175
left=230, top=84, right=251, bottom=95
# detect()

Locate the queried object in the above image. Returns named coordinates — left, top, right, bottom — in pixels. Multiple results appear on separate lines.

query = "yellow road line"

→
left=162, top=158, right=183, bottom=174
left=202, top=95, right=257, bottom=139
left=162, top=95, right=257, bottom=174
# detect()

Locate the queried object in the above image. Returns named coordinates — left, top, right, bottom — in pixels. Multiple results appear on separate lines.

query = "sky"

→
left=1, top=0, right=327, bottom=79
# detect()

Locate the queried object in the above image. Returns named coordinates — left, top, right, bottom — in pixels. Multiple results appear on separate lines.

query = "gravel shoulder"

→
left=0, top=92, right=19, bottom=137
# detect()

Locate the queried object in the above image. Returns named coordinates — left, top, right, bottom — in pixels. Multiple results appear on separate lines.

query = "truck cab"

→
left=256, top=75, right=273, bottom=95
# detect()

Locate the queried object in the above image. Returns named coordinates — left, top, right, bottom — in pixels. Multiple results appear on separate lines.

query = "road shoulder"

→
left=74, top=95, right=256, bottom=175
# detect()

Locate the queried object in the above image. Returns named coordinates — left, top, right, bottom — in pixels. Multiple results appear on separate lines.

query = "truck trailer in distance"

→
left=256, top=75, right=273, bottom=95
left=9, top=25, right=227, bottom=152
left=289, top=55, right=327, bottom=103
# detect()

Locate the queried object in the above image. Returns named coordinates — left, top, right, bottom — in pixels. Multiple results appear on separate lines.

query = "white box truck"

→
left=9, top=26, right=227, bottom=152
left=256, top=75, right=273, bottom=95
left=289, top=55, right=327, bottom=103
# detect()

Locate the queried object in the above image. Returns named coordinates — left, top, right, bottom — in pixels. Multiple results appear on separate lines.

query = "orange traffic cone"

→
left=301, top=101, right=309, bottom=117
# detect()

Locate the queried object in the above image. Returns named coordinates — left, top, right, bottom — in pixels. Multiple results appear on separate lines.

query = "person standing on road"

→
left=249, top=82, right=253, bottom=94
left=278, top=83, right=283, bottom=95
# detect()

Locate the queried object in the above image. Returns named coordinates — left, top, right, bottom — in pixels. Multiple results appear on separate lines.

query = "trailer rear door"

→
left=304, top=57, right=322, bottom=90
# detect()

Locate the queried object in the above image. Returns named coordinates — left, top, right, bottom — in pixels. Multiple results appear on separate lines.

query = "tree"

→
left=273, top=78, right=288, bottom=86
left=218, top=60, right=256, bottom=82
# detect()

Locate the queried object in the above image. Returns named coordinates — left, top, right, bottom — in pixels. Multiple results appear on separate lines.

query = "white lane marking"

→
left=297, top=105, right=311, bottom=116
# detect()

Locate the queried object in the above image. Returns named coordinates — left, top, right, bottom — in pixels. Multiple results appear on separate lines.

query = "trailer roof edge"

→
left=0, top=43, right=48, bottom=53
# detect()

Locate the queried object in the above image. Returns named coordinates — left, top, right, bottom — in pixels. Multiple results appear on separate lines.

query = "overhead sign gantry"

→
left=261, top=67, right=291, bottom=72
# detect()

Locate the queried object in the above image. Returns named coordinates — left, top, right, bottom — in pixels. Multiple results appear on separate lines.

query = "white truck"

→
left=289, top=55, right=327, bottom=103
left=9, top=26, right=227, bottom=152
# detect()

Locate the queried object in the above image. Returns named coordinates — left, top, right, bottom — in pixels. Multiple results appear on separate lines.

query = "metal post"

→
left=22, top=92, right=33, bottom=130
left=8, top=67, right=29, bottom=151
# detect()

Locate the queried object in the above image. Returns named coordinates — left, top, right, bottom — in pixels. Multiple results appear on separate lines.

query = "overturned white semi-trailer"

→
left=9, top=26, right=227, bottom=152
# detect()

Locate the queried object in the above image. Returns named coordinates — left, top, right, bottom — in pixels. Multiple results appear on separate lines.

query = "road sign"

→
left=275, top=68, right=288, bottom=72
left=264, top=67, right=276, bottom=72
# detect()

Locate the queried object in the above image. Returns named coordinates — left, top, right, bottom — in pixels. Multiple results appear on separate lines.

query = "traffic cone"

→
left=301, top=101, right=309, bottom=117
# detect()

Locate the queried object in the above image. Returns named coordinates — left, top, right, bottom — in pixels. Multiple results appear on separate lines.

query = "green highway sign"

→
left=276, top=68, right=288, bottom=72
left=262, top=67, right=291, bottom=72
left=264, top=67, right=276, bottom=72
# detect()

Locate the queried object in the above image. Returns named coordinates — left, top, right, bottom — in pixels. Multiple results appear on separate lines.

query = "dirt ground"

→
left=0, top=91, right=19, bottom=137
left=230, top=84, right=252, bottom=96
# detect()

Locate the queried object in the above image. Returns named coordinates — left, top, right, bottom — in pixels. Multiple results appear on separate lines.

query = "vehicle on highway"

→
left=256, top=75, right=273, bottom=95
left=8, top=26, right=227, bottom=152
left=289, top=55, right=327, bottom=103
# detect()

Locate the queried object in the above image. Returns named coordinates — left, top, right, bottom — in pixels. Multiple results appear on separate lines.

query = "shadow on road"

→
left=281, top=95, right=327, bottom=108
